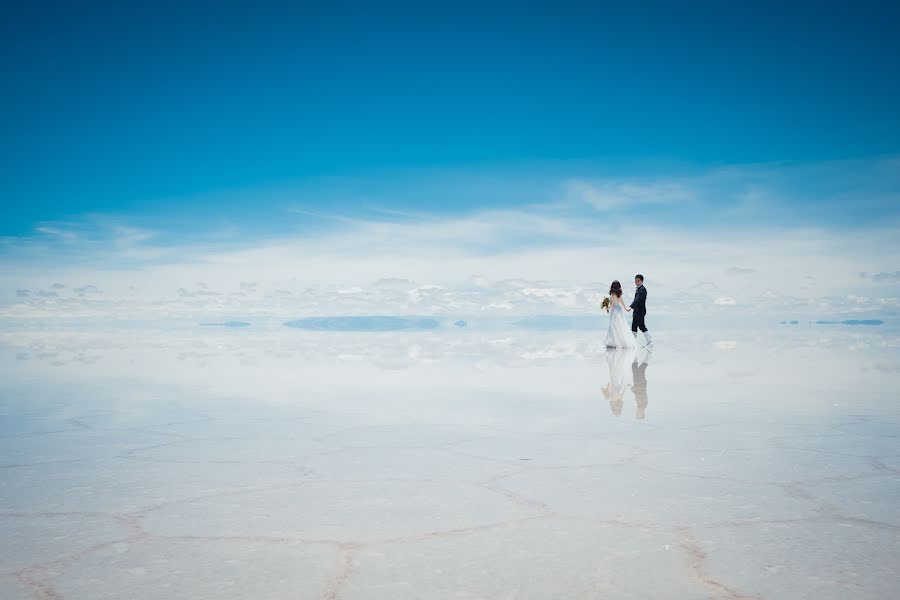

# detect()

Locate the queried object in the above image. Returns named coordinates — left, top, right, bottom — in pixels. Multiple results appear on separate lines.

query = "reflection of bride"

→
left=605, top=280, right=636, bottom=349
left=602, top=347, right=636, bottom=416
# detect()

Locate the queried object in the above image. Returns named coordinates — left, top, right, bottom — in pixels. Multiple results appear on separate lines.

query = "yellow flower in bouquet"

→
left=601, top=296, right=610, bottom=312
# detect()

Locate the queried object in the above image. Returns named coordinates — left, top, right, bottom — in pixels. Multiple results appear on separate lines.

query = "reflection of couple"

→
left=602, top=347, right=652, bottom=419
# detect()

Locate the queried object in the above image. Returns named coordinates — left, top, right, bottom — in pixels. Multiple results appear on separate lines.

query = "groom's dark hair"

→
left=635, top=274, right=644, bottom=282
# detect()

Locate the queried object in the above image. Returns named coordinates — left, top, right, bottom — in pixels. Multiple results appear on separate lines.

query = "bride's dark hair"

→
left=609, top=280, right=623, bottom=297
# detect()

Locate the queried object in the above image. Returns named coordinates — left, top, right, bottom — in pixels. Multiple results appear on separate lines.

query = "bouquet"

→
left=601, top=296, right=610, bottom=312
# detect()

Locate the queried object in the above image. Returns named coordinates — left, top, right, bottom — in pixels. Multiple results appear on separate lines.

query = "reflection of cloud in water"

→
left=512, top=316, right=604, bottom=331
left=727, top=370, right=757, bottom=379
left=2, top=326, right=898, bottom=385
left=815, top=320, right=884, bottom=326
left=284, top=316, right=439, bottom=331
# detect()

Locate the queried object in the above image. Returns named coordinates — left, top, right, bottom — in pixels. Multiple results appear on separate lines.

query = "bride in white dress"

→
left=605, top=280, right=637, bottom=349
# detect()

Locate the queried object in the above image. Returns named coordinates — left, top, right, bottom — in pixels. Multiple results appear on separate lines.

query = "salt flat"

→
left=1, top=324, right=898, bottom=599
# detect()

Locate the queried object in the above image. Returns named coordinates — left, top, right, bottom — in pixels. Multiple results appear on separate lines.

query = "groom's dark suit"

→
left=630, top=285, right=648, bottom=333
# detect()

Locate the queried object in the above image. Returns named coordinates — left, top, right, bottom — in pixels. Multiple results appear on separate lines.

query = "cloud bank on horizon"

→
left=2, top=158, right=899, bottom=322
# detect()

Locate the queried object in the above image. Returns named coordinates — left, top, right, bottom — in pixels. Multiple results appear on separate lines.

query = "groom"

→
left=631, top=274, right=653, bottom=347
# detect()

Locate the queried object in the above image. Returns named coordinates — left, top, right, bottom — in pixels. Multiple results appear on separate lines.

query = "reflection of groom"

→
left=631, top=351, right=650, bottom=420
left=630, top=274, right=653, bottom=347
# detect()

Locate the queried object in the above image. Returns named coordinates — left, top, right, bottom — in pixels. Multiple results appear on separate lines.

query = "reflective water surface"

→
left=1, top=325, right=898, bottom=599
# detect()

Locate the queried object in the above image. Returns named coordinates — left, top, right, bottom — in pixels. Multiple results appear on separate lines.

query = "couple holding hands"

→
left=604, top=274, right=653, bottom=349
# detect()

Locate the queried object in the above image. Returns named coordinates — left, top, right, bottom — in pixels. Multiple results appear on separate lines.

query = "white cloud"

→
left=2, top=158, right=899, bottom=321
left=565, top=179, right=692, bottom=211
left=1, top=213, right=896, bottom=321
left=35, top=225, right=79, bottom=241
left=73, top=285, right=102, bottom=295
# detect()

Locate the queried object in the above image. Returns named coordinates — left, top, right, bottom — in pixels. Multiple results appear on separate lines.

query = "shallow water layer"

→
left=1, top=326, right=898, bottom=599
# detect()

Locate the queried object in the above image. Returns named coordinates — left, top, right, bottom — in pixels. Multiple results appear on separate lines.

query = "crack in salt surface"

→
left=5, top=477, right=898, bottom=599
left=321, top=543, right=358, bottom=600
left=17, top=571, right=64, bottom=600
left=699, top=515, right=900, bottom=531
left=12, top=533, right=147, bottom=600
left=0, top=459, right=87, bottom=470
left=677, top=527, right=760, bottom=600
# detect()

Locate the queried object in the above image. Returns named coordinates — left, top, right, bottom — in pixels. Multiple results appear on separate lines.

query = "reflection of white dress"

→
left=603, top=346, right=635, bottom=416
left=605, top=301, right=637, bottom=348
left=605, top=347, right=636, bottom=392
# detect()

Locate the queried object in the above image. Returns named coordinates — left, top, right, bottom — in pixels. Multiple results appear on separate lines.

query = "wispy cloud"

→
left=2, top=210, right=898, bottom=321
left=1, top=158, right=898, bottom=321
left=564, top=178, right=693, bottom=211
left=34, top=225, right=80, bottom=242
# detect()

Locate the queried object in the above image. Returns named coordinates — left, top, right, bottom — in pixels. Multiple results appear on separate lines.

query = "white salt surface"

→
left=1, top=325, right=898, bottom=599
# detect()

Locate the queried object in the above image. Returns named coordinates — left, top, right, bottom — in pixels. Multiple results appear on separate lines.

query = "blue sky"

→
left=2, top=2, right=899, bottom=320
left=3, top=1, right=900, bottom=233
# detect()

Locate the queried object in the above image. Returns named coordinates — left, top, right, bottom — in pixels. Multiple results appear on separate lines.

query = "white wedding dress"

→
left=605, top=298, right=637, bottom=349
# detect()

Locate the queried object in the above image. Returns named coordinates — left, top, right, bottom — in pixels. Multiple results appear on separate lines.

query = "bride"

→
left=605, top=280, right=636, bottom=349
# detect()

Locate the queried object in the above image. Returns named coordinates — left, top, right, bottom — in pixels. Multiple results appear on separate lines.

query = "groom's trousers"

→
left=631, top=311, right=647, bottom=333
